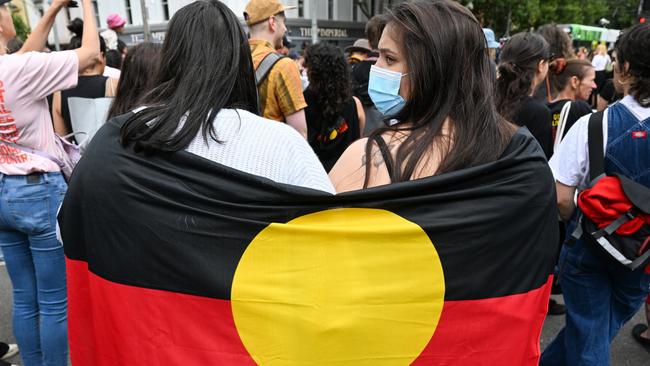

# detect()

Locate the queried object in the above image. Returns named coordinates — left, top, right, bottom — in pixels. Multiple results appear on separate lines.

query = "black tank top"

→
left=372, top=134, right=398, bottom=183
left=304, top=88, right=361, bottom=172
left=61, top=75, right=109, bottom=134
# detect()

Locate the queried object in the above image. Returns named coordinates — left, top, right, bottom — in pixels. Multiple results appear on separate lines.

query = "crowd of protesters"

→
left=1, top=0, right=650, bottom=365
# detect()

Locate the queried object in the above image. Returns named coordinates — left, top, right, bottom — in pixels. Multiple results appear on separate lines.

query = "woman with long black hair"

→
left=303, top=42, right=365, bottom=172
left=496, top=32, right=553, bottom=159
left=329, top=0, right=516, bottom=191
left=117, top=1, right=332, bottom=192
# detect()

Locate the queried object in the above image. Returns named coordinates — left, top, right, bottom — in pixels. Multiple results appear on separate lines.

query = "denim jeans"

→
left=540, top=220, right=650, bottom=366
left=0, top=172, right=68, bottom=366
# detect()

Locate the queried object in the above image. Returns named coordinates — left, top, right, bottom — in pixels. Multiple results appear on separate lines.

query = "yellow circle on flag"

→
left=231, top=208, right=445, bottom=365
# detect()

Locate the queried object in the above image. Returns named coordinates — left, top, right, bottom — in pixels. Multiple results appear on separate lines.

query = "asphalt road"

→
left=0, top=263, right=649, bottom=365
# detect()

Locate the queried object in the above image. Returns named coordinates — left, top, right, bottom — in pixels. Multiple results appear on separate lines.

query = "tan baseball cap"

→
left=244, top=0, right=296, bottom=26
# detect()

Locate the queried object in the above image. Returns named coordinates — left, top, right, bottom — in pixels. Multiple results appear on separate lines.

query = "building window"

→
left=328, top=0, right=334, bottom=20
left=124, top=0, right=133, bottom=24
left=162, top=0, right=170, bottom=21
left=353, top=0, right=358, bottom=21
left=298, top=0, right=304, bottom=17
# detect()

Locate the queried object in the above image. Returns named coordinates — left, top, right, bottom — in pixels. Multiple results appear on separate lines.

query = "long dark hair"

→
left=364, top=0, right=514, bottom=186
left=496, top=32, right=549, bottom=119
left=615, top=23, right=650, bottom=107
left=107, top=43, right=162, bottom=119
left=120, top=0, right=258, bottom=152
left=304, top=43, right=352, bottom=128
left=537, top=24, right=575, bottom=60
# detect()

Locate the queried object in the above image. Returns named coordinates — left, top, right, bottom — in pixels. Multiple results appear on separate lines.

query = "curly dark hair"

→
left=304, top=43, right=352, bottom=126
left=615, top=23, right=650, bottom=107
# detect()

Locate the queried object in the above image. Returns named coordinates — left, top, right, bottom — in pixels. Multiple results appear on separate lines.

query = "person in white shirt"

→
left=119, top=1, right=333, bottom=191
left=591, top=44, right=612, bottom=105
left=100, top=13, right=126, bottom=51
left=591, top=44, right=611, bottom=72
left=541, top=23, right=650, bottom=366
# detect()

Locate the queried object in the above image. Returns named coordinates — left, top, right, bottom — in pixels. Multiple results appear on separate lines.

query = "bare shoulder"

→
left=330, top=134, right=398, bottom=193
left=329, top=138, right=371, bottom=193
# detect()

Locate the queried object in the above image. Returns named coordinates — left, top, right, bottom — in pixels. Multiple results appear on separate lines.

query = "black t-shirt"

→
left=532, top=81, right=549, bottom=102
left=546, top=99, right=592, bottom=143
left=512, top=96, right=553, bottom=159
left=303, top=88, right=361, bottom=172
left=61, top=75, right=109, bottom=133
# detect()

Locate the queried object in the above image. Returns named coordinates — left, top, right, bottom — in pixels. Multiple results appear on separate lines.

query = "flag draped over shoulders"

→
left=60, top=113, right=558, bottom=366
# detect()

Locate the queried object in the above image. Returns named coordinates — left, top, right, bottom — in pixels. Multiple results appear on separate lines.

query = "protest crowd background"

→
left=1, top=0, right=650, bottom=365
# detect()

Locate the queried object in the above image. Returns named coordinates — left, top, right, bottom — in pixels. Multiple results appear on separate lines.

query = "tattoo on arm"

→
left=360, top=144, right=390, bottom=169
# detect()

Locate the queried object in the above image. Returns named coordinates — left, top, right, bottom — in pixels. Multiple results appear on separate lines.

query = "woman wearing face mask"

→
left=329, top=0, right=517, bottom=192
left=496, top=32, right=553, bottom=159
left=546, top=59, right=596, bottom=151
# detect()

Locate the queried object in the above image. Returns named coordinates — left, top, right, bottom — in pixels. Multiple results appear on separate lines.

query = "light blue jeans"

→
left=0, top=172, right=68, bottom=366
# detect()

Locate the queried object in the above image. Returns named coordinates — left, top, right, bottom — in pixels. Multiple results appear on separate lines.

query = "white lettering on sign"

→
left=299, top=27, right=349, bottom=39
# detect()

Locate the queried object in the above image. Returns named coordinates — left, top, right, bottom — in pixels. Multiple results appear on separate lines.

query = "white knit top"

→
left=184, top=109, right=335, bottom=194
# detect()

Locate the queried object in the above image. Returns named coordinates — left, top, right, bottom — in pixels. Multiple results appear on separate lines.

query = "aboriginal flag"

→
left=60, top=113, right=559, bottom=366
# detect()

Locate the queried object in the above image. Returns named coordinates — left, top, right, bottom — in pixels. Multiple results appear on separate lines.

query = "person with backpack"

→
left=541, top=23, right=650, bottom=366
left=0, top=0, right=100, bottom=365
left=244, top=0, right=307, bottom=139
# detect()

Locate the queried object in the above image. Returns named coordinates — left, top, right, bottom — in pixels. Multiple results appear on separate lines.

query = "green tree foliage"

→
left=461, top=0, right=641, bottom=37
left=11, top=12, right=30, bottom=42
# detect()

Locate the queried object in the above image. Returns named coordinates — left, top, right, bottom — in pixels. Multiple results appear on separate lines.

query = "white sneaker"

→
left=0, top=343, right=18, bottom=360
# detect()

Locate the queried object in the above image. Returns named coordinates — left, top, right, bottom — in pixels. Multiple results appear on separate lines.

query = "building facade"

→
left=17, top=0, right=404, bottom=49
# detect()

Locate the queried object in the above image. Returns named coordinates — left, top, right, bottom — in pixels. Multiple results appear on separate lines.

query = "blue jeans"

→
left=0, top=172, right=68, bottom=366
left=540, top=221, right=650, bottom=366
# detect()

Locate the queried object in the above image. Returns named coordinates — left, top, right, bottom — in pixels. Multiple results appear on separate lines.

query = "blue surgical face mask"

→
left=368, top=65, right=408, bottom=116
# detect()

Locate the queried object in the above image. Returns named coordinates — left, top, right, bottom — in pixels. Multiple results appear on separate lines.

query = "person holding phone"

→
left=0, top=1, right=100, bottom=365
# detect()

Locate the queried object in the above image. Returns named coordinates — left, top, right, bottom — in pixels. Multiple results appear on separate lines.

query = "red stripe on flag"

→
left=68, top=258, right=552, bottom=365
left=66, top=259, right=255, bottom=366
left=413, top=276, right=553, bottom=366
